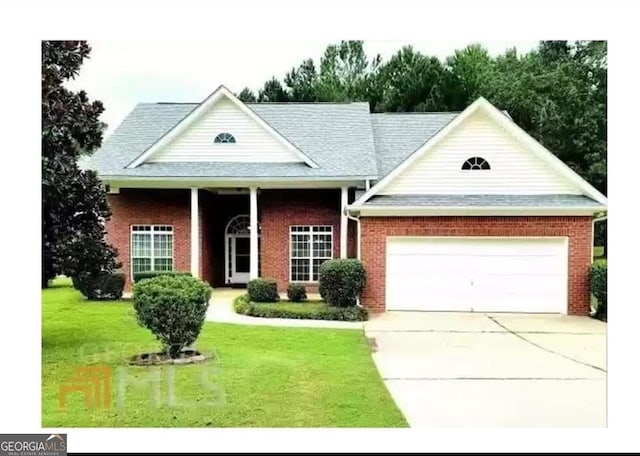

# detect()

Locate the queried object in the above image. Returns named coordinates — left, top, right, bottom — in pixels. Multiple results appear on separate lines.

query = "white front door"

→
left=230, top=235, right=251, bottom=284
left=385, top=237, right=569, bottom=313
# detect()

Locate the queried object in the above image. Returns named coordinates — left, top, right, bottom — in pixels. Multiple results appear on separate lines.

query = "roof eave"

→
left=348, top=205, right=607, bottom=217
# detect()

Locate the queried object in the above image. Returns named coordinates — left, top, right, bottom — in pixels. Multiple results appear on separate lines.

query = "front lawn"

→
left=42, top=279, right=405, bottom=427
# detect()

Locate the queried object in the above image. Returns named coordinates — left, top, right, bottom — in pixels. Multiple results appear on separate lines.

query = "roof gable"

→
left=353, top=97, right=607, bottom=206
left=126, top=86, right=318, bottom=168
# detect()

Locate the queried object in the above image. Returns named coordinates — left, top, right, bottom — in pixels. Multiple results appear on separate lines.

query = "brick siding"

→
left=360, top=216, right=593, bottom=315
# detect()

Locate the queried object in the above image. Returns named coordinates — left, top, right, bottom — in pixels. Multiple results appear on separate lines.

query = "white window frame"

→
left=130, top=225, right=174, bottom=280
left=289, top=225, right=333, bottom=283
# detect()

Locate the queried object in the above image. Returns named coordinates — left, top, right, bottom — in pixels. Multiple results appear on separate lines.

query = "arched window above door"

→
left=225, top=214, right=250, bottom=235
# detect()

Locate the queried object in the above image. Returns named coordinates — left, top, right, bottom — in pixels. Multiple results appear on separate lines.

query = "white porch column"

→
left=190, top=188, right=200, bottom=278
left=249, top=187, right=259, bottom=279
left=340, top=186, right=348, bottom=259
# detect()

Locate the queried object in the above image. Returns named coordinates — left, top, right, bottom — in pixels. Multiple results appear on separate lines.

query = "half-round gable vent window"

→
left=214, top=132, right=236, bottom=144
left=461, top=156, right=491, bottom=170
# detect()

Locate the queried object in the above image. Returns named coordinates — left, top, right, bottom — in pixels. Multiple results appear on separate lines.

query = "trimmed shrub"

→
left=72, top=272, right=125, bottom=300
left=591, top=260, right=607, bottom=320
left=247, top=278, right=279, bottom=302
left=318, top=259, right=366, bottom=308
left=287, top=283, right=307, bottom=302
left=133, top=270, right=191, bottom=283
left=132, top=275, right=211, bottom=358
left=233, top=294, right=368, bottom=321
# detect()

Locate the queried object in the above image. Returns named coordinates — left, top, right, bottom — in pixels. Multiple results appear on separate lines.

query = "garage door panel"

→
left=476, top=256, right=562, bottom=275
left=386, top=237, right=568, bottom=313
left=387, top=254, right=478, bottom=275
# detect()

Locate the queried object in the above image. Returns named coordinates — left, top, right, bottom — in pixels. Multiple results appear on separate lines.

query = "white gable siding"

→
left=380, top=111, right=581, bottom=195
left=146, top=98, right=302, bottom=163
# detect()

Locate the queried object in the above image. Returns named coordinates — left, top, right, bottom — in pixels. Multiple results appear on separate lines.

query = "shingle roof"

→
left=370, top=112, right=458, bottom=178
left=364, top=194, right=606, bottom=208
left=85, top=101, right=379, bottom=179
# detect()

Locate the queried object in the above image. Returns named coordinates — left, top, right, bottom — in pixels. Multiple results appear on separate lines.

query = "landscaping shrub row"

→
left=247, top=259, right=366, bottom=307
left=247, top=278, right=310, bottom=302
left=234, top=294, right=368, bottom=322
left=133, top=270, right=192, bottom=283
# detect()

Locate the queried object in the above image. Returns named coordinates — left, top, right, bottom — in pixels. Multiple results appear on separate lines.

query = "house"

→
left=86, top=85, right=607, bottom=315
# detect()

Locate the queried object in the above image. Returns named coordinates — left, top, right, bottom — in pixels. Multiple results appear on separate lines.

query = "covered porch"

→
left=195, top=186, right=351, bottom=288
left=106, top=185, right=354, bottom=290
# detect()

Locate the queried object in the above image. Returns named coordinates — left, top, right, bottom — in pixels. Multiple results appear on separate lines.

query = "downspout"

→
left=346, top=206, right=363, bottom=307
left=592, top=212, right=607, bottom=263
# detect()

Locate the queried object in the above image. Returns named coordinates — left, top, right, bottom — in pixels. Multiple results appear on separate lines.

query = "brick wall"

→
left=106, top=188, right=350, bottom=291
left=360, top=216, right=593, bottom=315
left=259, top=189, right=344, bottom=292
left=106, top=189, right=191, bottom=290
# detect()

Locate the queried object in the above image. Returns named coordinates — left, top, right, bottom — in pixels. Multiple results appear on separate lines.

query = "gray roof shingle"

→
left=364, top=194, right=605, bottom=208
left=85, top=102, right=379, bottom=179
left=370, top=112, right=458, bottom=178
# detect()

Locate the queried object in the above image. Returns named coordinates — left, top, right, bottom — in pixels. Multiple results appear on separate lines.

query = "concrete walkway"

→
left=365, top=311, right=607, bottom=427
left=205, top=288, right=364, bottom=330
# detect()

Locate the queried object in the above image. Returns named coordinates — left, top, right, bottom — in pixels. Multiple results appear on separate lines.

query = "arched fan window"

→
left=461, top=156, right=491, bottom=170
left=214, top=132, right=236, bottom=144
left=225, top=214, right=250, bottom=235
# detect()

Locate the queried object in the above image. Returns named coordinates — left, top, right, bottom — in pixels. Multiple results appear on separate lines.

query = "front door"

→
left=231, top=235, right=250, bottom=284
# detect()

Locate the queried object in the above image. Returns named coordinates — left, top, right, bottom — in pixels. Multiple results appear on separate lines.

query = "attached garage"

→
left=349, top=97, right=606, bottom=316
left=385, top=237, right=569, bottom=314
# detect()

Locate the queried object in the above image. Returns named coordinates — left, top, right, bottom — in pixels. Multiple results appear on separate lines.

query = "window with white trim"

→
left=290, top=226, right=333, bottom=282
left=131, top=225, right=174, bottom=274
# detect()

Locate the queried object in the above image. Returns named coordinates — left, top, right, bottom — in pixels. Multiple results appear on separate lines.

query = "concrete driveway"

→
left=365, top=312, right=607, bottom=427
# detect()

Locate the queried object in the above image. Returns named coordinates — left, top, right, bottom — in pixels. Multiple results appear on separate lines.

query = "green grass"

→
left=42, top=278, right=406, bottom=427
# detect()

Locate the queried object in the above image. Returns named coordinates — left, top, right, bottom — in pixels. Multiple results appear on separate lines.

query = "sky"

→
left=66, top=40, right=540, bottom=137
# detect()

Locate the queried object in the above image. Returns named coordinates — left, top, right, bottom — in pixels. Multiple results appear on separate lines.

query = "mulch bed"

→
left=128, top=349, right=209, bottom=366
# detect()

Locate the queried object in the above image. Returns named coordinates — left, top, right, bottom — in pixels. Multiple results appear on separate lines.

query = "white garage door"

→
left=386, top=237, right=568, bottom=313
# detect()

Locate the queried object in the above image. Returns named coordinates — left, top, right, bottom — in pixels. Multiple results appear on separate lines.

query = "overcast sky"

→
left=67, top=40, right=540, bottom=136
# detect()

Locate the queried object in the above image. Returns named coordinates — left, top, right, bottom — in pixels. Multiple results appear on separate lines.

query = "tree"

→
left=237, top=87, right=257, bottom=102
left=258, top=77, right=289, bottom=102
left=315, top=41, right=380, bottom=102
left=236, top=39, right=608, bottom=219
left=284, top=59, right=318, bottom=102
left=372, top=46, right=451, bottom=112
left=42, top=41, right=119, bottom=287
left=446, top=43, right=494, bottom=104
left=539, top=40, right=572, bottom=63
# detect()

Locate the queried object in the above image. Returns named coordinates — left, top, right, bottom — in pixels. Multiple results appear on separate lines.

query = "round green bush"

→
left=318, top=259, right=366, bottom=308
left=247, top=278, right=279, bottom=302
left=132, top=275, right=212, bottom=358
left=287, top=283, right=307, bottom=302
